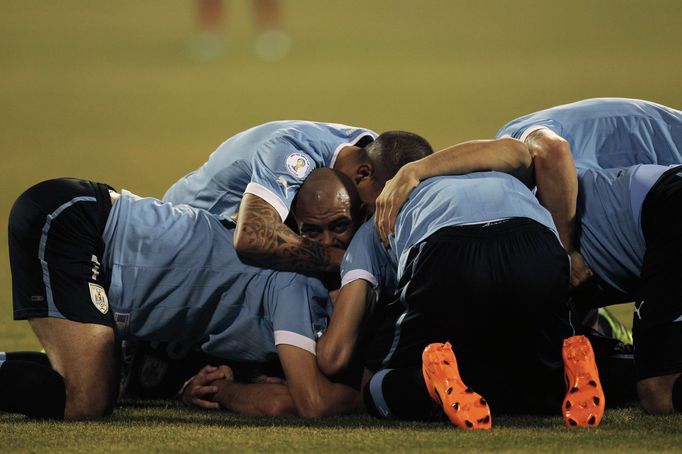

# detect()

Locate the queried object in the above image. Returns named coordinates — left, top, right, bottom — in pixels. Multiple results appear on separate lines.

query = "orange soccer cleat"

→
left=562, top=335, right=606, bottom=427
left=422, top=342, right=492, bottom=430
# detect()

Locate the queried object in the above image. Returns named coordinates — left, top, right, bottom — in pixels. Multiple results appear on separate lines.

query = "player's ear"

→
left=354, top=163, right=374, bottom=184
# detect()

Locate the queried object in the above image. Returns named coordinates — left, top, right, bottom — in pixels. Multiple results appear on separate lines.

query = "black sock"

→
left=363, top=368, right=440, bottom=421
left=583, top=332, right=638, bottom=406
left=1, top=351, right=51, bottom=367
left=0, top=358, right=65, bottom=419
left=673, top=376, right=682, bottom=413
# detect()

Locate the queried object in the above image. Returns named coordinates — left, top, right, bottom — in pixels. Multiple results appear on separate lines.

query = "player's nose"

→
left=320, top=230, right=336, bottom=247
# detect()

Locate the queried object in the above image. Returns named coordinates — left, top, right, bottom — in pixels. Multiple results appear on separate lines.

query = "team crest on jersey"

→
left=88, top=283, right=109, bottom=314
left=285, top=153, right=311, bottom=179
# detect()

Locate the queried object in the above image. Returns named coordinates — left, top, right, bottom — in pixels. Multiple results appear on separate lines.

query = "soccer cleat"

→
left=597, top=307, right=634, bottom=345
left=422, top=342, right=492, bottom=430
left=562, top=335, right=605, bottom=428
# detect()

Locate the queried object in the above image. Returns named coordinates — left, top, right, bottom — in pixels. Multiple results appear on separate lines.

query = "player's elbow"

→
left=532, top=134, right=571, bottom=163
left=317, top=343, right=352, bottom=378
left=318, top=355, right=346, bottom=378
left=294, top=393, right=329, bottom=419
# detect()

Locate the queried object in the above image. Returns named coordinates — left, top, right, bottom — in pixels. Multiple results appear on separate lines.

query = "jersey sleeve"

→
left=340, top=221, right=396, bottom=294
left=270, top=275, right=332, bottom=355
left=245, top=137, right=319, bottom=221
left=496, top=117, right=563, bottom=142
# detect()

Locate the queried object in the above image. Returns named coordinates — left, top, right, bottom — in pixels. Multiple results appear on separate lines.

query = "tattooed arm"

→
left=233, top=194, right=345, bottom=273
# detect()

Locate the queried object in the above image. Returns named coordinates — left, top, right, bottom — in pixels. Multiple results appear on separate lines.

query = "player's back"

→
left=497, top=98, right=682, bottom=169
left=162, top=120, right=376, bottom=219
left=577, top=164, right=672, bottom=295
left=391, top=173, right=556, bottom=276
left=102, top=191, right=329, bottom=363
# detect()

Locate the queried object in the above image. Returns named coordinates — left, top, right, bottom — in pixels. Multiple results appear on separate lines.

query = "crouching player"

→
left=575, top=164, right=682, bottom=414
left=317, top=132, right=605, bottom=429
left=2, top=169, right=362, bottom=420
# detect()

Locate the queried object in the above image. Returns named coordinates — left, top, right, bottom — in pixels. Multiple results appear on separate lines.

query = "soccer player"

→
left=163, top=120, right=378, bottom=275
left=317, top=131, right=604, bottom=429
left=2, top=168, right=363, bottom=420
left=575, top=164, right=682, bottom=414
left=497, top=98, right=682, bottom=169
left=374, top=98, right=682, bottom=279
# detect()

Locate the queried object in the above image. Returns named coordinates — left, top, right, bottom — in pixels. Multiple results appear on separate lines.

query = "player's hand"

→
left=569, top=250, right=593, bottom=287
left=375, top=165, right=420, bottom=246
left=182, top=365, right=231, bottom=410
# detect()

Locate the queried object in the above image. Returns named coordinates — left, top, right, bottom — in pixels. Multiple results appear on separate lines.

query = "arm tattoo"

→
left=235, top=194, right=331, bottom=273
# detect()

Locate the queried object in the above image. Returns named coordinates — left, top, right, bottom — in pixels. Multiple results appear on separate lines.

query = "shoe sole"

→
left=422, top=342, right=492, bottom=430
left=562, top=335, right=605, bottom=427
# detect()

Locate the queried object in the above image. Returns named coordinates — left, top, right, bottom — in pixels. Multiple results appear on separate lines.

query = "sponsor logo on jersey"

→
left=285, top=153, right=311, bottom=179
left=89, top=282, right=109, bottom=314
left=276, top=176, right=291, bottom=198
left=634, top=300, right=644, bottom=320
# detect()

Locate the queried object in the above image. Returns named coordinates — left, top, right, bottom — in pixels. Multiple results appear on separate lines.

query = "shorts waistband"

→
left=428, top=217, right=549, bottom=240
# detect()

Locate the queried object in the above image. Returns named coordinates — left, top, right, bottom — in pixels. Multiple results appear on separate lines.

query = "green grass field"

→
left=1, top=1, right=682, bottom=451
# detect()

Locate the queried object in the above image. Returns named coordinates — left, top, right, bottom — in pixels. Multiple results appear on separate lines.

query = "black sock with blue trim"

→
left=363, top=368, right=440, bottom=421
left=0, top=354, right=65, bottom=419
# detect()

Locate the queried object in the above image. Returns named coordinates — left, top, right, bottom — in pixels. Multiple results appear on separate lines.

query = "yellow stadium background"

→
left=2, top=0, right=681, bottom=349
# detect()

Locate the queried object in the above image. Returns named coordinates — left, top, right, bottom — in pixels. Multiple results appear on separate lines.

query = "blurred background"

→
left=2, top=0, right=681, bottom=349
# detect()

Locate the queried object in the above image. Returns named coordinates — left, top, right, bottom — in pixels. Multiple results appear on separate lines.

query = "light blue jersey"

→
left=102, top=191, right=331, bottom=363
left=496, top=98, right=682, bottom=169
left=577, top=165, right=673, bottom=295
left=340, top=220, right=398, bottom=300
left=163, top=121, right=377, bottom=221
left=342, top=172, right=558, bottom=290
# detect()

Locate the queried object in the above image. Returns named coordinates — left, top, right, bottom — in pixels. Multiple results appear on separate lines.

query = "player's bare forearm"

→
left=427, top=138, right=533, bottom=185
left=234, top=193, right=342, bottom=273
left=525, top=129, right=578, bottom=253
left=279, top=345, right=363, bottom=418
left=376, top=138, right=533, bottom=243
left=213, top=380, right=298, bottom=417
left=317, top=280, right=374, bottom=377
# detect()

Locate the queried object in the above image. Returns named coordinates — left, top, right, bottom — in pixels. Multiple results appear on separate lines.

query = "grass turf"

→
left=2, top=403, right=682, bottom=453
left=1, top=1, right=682, bottom=451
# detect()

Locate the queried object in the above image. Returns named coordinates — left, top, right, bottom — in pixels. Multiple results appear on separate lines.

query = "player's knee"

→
left=62, top=377, right=117, bottom=420
left=63, top=390, right=115, bottom=420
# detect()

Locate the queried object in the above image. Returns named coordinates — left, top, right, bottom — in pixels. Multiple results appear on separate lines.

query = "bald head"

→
left=294, top=168, right=363, bottom=249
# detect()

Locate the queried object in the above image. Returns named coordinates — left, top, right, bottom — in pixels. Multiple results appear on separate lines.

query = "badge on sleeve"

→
left=285, top=153, right=311, bottom=179
left=89, top=282, right=109, bottom=314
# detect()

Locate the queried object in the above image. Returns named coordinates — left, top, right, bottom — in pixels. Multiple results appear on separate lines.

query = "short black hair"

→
left=364, top=131, right=434, bottom=184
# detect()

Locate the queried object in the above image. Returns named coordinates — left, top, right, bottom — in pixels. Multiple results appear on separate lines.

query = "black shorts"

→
left=9, top=178, right=115, bottom=327
left=372, top=218, right=573, bottom=413
left=635, top=165, right=682, bottom=380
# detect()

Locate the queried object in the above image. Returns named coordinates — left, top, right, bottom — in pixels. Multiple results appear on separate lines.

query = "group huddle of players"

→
left=2, top=98, right=681, bottom=427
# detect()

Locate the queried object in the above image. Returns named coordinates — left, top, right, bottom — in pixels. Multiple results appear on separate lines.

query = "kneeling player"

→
left=2, top=169, right=362, bottom=420
left=317, top=132, right=605, bottom=429
left=575, top=164, right=682, bottom=414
